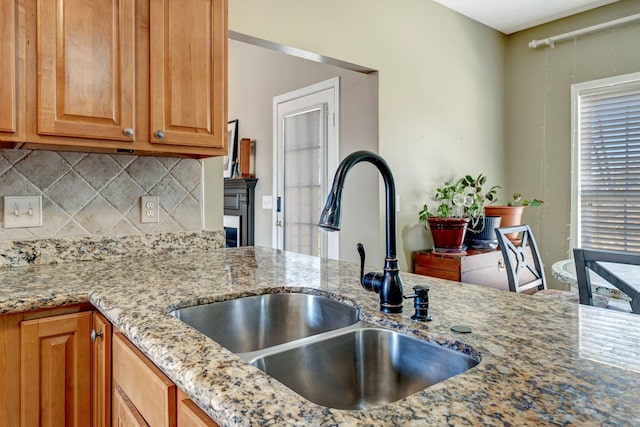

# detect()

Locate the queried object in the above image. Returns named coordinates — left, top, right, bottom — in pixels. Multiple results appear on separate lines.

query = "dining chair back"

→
left=573, top=248, right=640, bottom=314
left=495, top=224, right=546, bottom=294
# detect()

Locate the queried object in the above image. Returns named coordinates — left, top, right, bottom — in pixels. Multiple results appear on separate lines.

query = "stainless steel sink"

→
left=250, top=327, right=479, bottom=410
left=170, top=293, right=359, bottom=353
left=172, top=292, right=479, bottom=410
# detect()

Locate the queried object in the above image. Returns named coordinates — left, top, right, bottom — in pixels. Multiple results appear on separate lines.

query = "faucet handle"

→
left=357, top=243, right=382, bottom=293
left=357, top=243, right=366, bottom=283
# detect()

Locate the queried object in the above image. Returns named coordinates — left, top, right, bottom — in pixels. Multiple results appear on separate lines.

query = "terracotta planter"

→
left=484, top=206, right=525, bottom=243
left=427, top=217, right=470, bottom=254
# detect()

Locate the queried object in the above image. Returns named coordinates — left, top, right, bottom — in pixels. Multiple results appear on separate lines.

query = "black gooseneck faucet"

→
left=318, top=150, right=403, bottom=313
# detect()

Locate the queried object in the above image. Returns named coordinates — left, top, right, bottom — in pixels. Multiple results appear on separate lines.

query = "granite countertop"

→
left=2, top=245, right=640, bottom=425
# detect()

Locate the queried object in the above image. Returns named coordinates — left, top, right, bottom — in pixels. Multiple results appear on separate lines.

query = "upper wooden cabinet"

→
left=149, top=0, right=227, bottom=149
left=0, top=0, right=25, bottom=142
left=3, top=0, right=228, bottom=158
left=36, top=0, right=137, bottom=142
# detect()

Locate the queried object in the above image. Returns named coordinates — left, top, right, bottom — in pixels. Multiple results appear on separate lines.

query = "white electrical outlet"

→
left=3, top=196, right=43, bottom=228
left=262, top=195, right=273, bottom=210
left=141, top=196, right=160, bottom=223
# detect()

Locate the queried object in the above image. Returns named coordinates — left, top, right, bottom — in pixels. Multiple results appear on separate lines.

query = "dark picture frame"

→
left=224, top=119, right=239, bottom=178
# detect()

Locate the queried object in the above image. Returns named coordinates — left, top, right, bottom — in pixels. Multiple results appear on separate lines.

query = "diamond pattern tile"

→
left=55, top=219, right=90, bottom=238
left=155, top=214, right=181, bottom=233
left=157, top=157, right=180, bottom=170
left=14, top=150, right=71, bottom=190
left=170, top=159, right=202, bottom=192
left=76, top=196, right=122, bottom=234
left=172, top=194, right=202, bottom=230
left=110, top=154, right=136, bottom=168
left=0, top=149, right=203, bottom=240
left=110, top=217, right=141, bottom=236
left=31, top=199, right=71, bottom=238
left=75, top=154, right=122, bottom=190
left=102, top=173, right=144, bottom=213
left=125, top=206, right=159, bottom=234
left=153, top=174, right=189, bottom=213
left=0, top=155, right=10, bottom=176
left=126, top=156, right=166, bottom=191
left=1, top=149, right=28, bottom=164
left=0, top=168, right=40, bottom=195
left=58, top=151, right=88, bottom=167
left=191, top=182, right=203, bottom=203
left=46, top=171, right=96, bottom=216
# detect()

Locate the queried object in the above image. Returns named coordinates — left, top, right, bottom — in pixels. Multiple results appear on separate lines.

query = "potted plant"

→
left=419, top=177, right=470, bottom=254
left=484, top=193, right=544, bottom=243
left=459, top=174, right=502, bottom=249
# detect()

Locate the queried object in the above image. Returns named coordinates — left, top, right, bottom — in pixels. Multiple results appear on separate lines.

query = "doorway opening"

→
left=273, top=78, right=339, bottom=259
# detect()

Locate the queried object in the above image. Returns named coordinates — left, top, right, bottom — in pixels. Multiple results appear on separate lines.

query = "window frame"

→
left=570, top=71, right=640, bottom=252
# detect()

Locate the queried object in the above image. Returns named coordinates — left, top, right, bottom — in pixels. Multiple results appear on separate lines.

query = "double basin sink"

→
left=171, top=292, right=479, bottom=410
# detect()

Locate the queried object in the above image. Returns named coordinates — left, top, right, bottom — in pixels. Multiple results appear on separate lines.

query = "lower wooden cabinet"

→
left=0, top=305, right=110, bottom=427
left=112, top=331, right=177, bottom=427
left=177, top=389, right=219, bottom=427
left=93, top=311, right=112, bottom=427
left=1, top=306, right=218, bottom=426
left=113, top=385, right=150, bottom=427
left=20, top=311, right=93, bottom=426
left=113, top=330, right=220, bottom=427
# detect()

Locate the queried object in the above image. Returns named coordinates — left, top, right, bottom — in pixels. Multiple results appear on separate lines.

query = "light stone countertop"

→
left=2, top=245, right=640, bottom=426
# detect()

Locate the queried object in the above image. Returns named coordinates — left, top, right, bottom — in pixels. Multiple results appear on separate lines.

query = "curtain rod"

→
left=528, top=13, right=640, bottom=49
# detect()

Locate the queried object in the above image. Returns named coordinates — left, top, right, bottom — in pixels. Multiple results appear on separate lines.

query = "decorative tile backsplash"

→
left=0, top=149, right=203, bottom=240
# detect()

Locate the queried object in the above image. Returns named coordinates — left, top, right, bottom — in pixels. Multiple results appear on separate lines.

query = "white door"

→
left=273, top=78, right=339, bottom=259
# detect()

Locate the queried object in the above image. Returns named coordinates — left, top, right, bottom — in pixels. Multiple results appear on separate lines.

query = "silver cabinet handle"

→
left=154, top=130, right=165, bottom=139
left=91, top=329, right=103, bottom=343
left=123, top=127, right=134, bottom=137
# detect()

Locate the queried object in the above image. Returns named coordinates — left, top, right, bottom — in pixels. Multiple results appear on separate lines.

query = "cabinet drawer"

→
left=113, top=332, right=176, bottom=427
left=177, top=389, right=219, bottom=427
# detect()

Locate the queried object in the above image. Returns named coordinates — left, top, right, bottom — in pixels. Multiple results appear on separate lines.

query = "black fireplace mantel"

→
left=224, top=178, right=258, bottom=247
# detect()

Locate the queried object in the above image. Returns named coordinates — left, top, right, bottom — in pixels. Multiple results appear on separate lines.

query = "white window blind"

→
left=574, top=75, right=640, bottom=252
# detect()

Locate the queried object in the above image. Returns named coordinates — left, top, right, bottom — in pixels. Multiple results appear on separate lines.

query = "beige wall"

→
left=505, top=0, right=640, bottom=288
left=228, top=0, right=507, bottom=271
left=224, top=39, right=380, bottom=264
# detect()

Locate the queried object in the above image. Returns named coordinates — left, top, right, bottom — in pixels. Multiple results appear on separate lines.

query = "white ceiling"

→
left=432, top=0, right=620, bottom=34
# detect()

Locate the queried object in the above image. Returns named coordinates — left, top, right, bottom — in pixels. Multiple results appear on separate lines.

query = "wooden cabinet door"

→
left=0, top=312, right=22, bottom=427
left=149, top=0, right=227, bottom=148
left=20, top=311, right=92, bottom=427
left=177, top=389, right=219, bottom=427
left=0, top=0, right=25, bottom=142
left=113, top=386, right=150, bottom=427
left=36, top=0, right=136, bottom=141
left=93, top=311, right=112, bottom=427
left=113, top=331, right=177, bottom=427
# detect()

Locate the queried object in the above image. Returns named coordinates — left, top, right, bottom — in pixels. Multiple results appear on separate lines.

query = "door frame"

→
left=272, top=77, right=340, bottom=258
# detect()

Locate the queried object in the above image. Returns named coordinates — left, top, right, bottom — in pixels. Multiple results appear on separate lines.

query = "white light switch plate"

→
left=141, top=196, right=160, bottom=223
left=3, top=196, right=43, bottom=228
left=262, top=195, right=273, bottom=210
